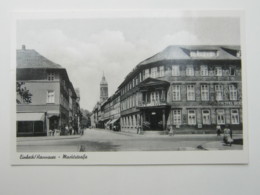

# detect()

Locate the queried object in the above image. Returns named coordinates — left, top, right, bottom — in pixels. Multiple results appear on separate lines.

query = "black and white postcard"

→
left=11, top=10, right=248, bottom=165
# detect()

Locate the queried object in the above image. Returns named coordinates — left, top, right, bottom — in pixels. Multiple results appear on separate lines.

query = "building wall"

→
left=17, top=81, right=60, bottom=105
left=118, top=61, right=242, bottom=133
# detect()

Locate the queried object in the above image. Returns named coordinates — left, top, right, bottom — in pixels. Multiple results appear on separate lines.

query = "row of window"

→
left=47, top=91, right=73, bottom=110
left=172, top=84, right=238, bottom=101
left=173, top=109, right=240, bottom=125
left=121, top=93, right=141, bottom=111
left=120, top=83, right=239, bottom=111
left=120, top=109, right=240, bottom=127
left=148, top=65, right=236, bottom=78
left=121, top=65, right=238, bottom=95
left=121, top=115, right=139, bottom=127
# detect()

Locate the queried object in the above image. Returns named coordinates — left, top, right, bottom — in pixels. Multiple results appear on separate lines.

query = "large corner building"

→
left=118, top=45, right=242, bottom=133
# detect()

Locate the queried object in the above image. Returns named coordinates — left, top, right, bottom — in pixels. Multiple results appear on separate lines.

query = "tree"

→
left=16, top=82, right=32, bottom=104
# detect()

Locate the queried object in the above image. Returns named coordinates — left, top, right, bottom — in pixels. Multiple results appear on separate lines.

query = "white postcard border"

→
left=11, top=9, right=248, bottom=165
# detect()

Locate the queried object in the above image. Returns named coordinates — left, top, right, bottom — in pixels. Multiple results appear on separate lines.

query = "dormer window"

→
left=47, top=72, right=55, bottom=81
left=190, top=50, right=218, bottom=58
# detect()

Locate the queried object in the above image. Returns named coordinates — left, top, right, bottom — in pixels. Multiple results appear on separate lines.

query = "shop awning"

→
left=47, top=110, right=60, bottom=118
left=17, top=113, right=45, bottom=121
left=110, top=118, right=120, bottom=125
left=105, top=120, right=112, bottom=126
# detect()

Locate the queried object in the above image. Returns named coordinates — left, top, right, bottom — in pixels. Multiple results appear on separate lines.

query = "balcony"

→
left=137, top=99, right=167, bottom=108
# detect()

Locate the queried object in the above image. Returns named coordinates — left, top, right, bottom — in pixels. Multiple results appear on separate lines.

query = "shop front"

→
left=17, top=112, right=46, bottom=136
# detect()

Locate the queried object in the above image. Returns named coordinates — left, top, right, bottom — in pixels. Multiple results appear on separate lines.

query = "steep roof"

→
left=17, top=46, right=78, bottom=99
left=17, top=48, right=63, bottom=69
left=118, top=45, right=241, bottom=89
left=139, top=45, right=241, bottom=65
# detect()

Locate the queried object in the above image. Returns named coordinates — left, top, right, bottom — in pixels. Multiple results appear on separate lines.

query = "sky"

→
left=16, top=17, right=240, bottom=111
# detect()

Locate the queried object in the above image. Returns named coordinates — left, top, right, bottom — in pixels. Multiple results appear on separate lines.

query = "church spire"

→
left=100, top=72, right=108, bottom=102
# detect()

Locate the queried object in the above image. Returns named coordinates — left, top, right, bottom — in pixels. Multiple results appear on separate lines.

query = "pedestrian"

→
left=49, top=129, right=54, bottom=136
left=216, top=125, right=221, bottom=136
left=136, top=124, right=140, bottom=134
left=223, top=125, right=233, bottom=146
left=69, top=125, right=73, bottom=135
left=65, top=125, right=69, bottom=135
left=81, top=128, right=84, bottom=135
left=169, top=125, right=174, bottom=136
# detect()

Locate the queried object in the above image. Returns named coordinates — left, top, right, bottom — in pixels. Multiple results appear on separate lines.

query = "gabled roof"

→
left=17, top=48, right=63, bottom=69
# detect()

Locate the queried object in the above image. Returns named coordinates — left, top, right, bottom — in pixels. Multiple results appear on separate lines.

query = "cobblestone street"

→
left=17, top=128, right=243, bottom=152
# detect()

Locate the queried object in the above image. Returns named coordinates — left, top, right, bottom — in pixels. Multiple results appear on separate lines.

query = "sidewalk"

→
left=199, top=141, right=243, bottom=150
left=17, top=134, right=82, bottom=142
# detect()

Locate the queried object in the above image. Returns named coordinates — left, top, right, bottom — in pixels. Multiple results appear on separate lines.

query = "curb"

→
left=17, top=135, right=82, bottom=142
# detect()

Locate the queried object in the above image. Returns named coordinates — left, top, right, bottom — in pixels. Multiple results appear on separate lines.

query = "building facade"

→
left=118, top=45, right=242, bottom=134
left=16, top=46, right=80, bottom=136
left=90, top=74, right=110, bottom=128
left=102, top=90, right=121, bottom=130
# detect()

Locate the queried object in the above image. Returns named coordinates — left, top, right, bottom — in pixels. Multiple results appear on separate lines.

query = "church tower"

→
left=100, top=73, right=108, bottom=103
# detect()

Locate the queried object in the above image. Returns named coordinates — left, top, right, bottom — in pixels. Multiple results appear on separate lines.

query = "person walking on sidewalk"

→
left=216, top=125, right=221, bottom=136
left=137, top=124, right=140, bottom=134
left=223, top=125, right=233, bottom=146
left=169, top=125, right=174, bottom=136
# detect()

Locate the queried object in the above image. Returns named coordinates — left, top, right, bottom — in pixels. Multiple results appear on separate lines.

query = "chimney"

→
left=22, top=45, right=26, bottom=50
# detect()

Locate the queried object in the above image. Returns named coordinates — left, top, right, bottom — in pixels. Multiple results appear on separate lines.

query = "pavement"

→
left=16, top=128, right=243, bottom=152
left=17, top=134, right=82, bottom=142
left=199, top=140, right=243, bottom=150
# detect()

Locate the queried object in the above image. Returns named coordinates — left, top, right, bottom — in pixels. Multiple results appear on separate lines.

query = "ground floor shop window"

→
left=17, top=121, right=44, bottom=134
left=188, top=110, right=196, bottom=125
left=231, top=109, right=239, bottom=124
left=217, top=109, right=225, bottom=124
left=202, top=110, right=211, bottom=124
left=17, top=121, right=33, bottom=133
left=173, top=110, right=181, bottom=125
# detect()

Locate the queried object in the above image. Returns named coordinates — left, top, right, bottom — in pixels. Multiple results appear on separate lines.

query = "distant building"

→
left=90, top=74, right=109, bottom=128
left=16, top=45, right=80, bottom=136
left=118, top=45, right=242, bottom=134
left=101, top=90, right=121, bottom=130
left=91, top=102, right=101, bottom=128
left=100, top=73, right=108, bottom=103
